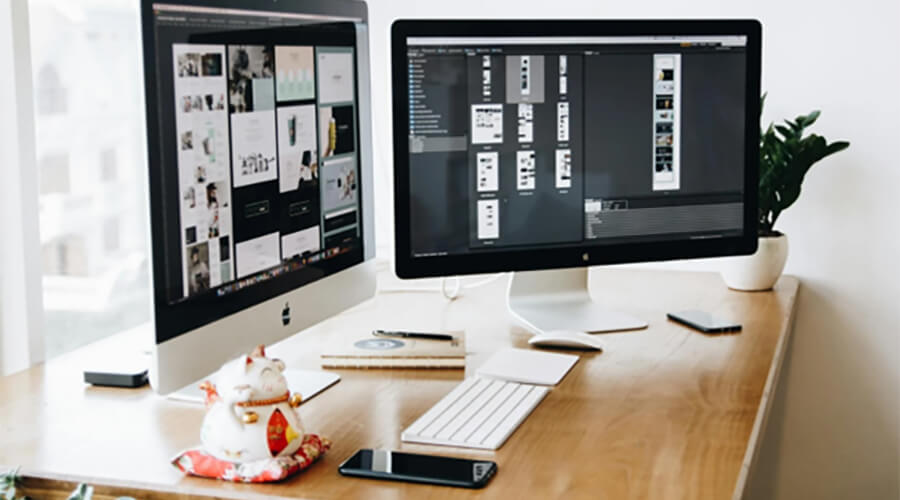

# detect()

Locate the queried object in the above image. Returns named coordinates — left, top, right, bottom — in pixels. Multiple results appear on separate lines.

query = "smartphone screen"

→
left=339, top=449, right=497, bottom=488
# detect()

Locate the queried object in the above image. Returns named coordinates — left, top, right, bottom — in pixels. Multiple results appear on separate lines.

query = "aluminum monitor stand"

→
left=507, top=268, right=648, bottom=334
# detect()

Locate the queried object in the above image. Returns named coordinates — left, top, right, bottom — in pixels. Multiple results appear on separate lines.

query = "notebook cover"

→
left=320, top=332, right=465, bottom=369
left=321, top=358, right=465, bottom=369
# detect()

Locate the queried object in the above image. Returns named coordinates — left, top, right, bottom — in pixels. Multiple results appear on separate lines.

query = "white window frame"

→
left=0, top=0, right=44, bottom=375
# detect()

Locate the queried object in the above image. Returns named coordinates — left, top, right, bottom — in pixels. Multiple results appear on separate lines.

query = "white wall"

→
left=365, top=0, right=900, bottom=497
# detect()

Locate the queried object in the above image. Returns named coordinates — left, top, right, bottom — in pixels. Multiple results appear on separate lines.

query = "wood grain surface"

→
left=0, top=268, right=799, bottom=500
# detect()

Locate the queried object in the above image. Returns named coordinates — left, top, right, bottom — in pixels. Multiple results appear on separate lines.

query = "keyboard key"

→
left=402, top=377, right=549, bottom=450
left=436, top=380, right=505, bottom=441
left=482, top=385, right=548, bottom=449
left=452, top=381, right=517, bottom=443
left=420, top=378, right=491, bottom=438
left=404, top=377, right=479, bottom=437
left=468, top=383, right=531, bottom=445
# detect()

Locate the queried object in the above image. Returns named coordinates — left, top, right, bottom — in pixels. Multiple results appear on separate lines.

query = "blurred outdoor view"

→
left=29, top=0, right=151, bottom=358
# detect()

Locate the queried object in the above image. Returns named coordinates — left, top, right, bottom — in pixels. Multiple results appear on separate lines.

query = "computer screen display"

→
left=393, top=23, right=759, bottom=277
left=147, top=4, right=365, bottom=340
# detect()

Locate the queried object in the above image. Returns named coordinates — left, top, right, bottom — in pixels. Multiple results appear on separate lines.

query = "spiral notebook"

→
left=320, top=332, right=465, bottom=369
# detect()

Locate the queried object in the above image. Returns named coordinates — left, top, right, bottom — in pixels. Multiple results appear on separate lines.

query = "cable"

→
left=441, top=276, right=461, bottom=300
left=379, top=273, right=507, bottom=300
left=457, top=273, right=505, bottom=290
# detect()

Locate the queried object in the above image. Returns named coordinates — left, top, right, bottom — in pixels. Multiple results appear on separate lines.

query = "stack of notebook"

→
left=321, top=333, right=465, bottom=369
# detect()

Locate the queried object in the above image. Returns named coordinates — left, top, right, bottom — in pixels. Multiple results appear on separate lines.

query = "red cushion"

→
left=172, top=434, right=331, bottom=483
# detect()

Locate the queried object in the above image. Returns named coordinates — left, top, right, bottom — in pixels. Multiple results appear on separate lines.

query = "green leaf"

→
left=757, top=99, right=849, bottom=231
left=1, top=468, right=23, bottom=500
left=774, top=125, right=793, bottom=140
left=67, top=484, right=93, bottom=500
left=802, top=110, right=821, bottom=126
left=826, top=141, right=850, bottom=155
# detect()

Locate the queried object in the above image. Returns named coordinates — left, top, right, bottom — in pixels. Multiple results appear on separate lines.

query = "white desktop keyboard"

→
left=401, top=376, right=549, bottom=450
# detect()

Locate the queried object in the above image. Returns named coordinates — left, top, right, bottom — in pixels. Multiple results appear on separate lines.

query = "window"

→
left=103, top=217, right=120, bottom=252
left=29, top=0, right=151, bottom=359
left=38, top=153, right=70, bottom=195
left=100, top=147, right=117, bottom=182
left=35, top=64, right=67, bottom=115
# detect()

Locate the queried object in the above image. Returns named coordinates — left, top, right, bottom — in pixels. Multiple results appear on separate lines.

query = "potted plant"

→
left=2, top=467, right=136, bottom=500
left=721, top=95, right=849, bottom=291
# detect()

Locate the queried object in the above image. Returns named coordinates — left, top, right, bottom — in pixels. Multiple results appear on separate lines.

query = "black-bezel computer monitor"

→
left=141, top=0, right=376, bottom=394
left=391, top=20, right=761, bottom=279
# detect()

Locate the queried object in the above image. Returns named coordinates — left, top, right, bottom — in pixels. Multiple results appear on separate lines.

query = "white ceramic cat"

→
left=199, top=345, right=305, bottom=463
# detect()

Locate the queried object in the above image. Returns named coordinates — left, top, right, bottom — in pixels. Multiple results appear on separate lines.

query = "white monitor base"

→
left=507, top=268, right=648, bottom=334
left=168, top=369, right=340, bottom=404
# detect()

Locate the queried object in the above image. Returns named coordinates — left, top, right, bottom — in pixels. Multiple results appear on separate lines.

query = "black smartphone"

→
left=667, top=310, right=742, bottom=333
left=338, top=449, right=497, bottom=488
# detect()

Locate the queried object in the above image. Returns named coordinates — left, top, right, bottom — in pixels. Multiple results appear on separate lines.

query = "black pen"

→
left=372, top=330, right=454, bottom=341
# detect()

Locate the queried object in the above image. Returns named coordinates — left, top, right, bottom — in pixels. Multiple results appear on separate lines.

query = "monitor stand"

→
left=507, top=268, right=648, bottom=334
left=167, top=369, right=340, bottom=404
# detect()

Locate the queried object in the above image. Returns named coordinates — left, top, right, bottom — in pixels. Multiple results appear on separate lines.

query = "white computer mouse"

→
left=528, top=330, right=603, bottom=351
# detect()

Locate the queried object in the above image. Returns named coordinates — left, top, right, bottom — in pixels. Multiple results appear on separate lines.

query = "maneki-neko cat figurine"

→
left=172, top=344, right=330, bottom=482
left=199, top=345, right=305, bottom=463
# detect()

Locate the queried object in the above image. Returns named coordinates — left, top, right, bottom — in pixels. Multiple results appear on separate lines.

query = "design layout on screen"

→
left=165, top=33, right=360, bottom=301
left=173, top=44, right=234, bottom=297
left=405, top=34, right=748, bottom=257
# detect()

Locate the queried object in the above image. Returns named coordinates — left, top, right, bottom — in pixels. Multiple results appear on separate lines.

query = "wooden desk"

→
left=0, top=269, right=798, bottom=500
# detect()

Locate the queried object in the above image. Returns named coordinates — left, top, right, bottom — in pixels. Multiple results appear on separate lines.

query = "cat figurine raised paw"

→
left=199, top=345, right=305, bottom=463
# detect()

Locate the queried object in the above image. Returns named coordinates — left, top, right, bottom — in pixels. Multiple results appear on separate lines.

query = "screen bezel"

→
left=140, top=0, right=370, bottom=343
left=391, top=19, right=761, bottom=279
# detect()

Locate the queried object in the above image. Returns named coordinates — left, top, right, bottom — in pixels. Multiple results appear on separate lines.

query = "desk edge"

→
left=4, top=468, right=310, bottom=500
left=731, top=276, right=801, bottom=500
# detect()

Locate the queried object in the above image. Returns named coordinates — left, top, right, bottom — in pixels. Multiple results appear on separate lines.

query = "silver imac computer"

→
left=140, top=0, right=376, bottom=395
left=392, top=20, right=761, bottom=334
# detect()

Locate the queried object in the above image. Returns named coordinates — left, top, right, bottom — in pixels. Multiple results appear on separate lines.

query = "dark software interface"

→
left=151, top=5, right=363, bottom=304
left=405, top=35, right=747, bottom=257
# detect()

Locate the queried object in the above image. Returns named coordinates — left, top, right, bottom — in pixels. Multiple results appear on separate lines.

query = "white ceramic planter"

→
left=721, top=234, right=788, bottom=291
